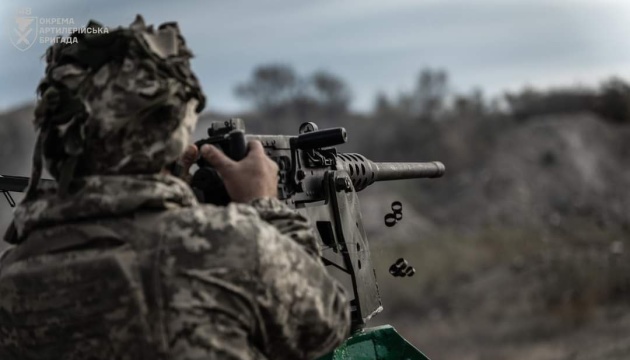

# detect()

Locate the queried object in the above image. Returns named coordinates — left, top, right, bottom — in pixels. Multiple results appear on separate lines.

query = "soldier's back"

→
left=0, top=204, right=266, bottom=360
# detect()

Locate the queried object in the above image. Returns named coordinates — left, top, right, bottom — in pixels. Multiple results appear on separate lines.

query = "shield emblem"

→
left=10, top=16, right=38, bottom=51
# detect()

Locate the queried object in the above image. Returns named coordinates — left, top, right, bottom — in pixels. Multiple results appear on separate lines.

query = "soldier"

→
left=0, top=16, right=350, bottom=360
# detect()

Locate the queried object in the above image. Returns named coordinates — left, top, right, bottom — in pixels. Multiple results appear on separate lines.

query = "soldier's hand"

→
left=174, top=144, right=199, bottom=183
left=201, top=141, right=279, bottom=203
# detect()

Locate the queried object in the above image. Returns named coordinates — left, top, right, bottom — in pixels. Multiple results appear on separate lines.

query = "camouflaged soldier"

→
left=0, top=16, right=350, bottom=360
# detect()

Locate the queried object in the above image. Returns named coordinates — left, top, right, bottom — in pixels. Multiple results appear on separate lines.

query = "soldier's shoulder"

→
left=146, top=204, right=272, bottom=274
left=153, top=203, right=268, bottom=248
left=159, top=203, right=260, bottom=230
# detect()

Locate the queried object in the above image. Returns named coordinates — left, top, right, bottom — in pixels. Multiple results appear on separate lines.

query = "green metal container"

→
left=317, top=325, right=431, bottom=360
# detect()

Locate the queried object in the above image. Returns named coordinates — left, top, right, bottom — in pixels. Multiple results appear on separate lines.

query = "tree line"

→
left=234, top=64, right=351, bottom=119
left=235, top=64, right=630, bottom=124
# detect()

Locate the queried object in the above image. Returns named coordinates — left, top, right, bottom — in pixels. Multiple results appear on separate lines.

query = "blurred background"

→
left=2, top=1, right=630, bottom=359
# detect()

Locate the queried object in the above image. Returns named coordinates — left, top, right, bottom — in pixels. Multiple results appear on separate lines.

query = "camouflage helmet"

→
left=28, top=15, right=205, bottom=196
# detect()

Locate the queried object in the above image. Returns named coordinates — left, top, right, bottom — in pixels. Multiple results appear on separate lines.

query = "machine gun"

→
left=191, top=119, right=443, bottom=359
left=0, top=119, right=444, bottom=359
left=189, top=119, right=444, bottom=331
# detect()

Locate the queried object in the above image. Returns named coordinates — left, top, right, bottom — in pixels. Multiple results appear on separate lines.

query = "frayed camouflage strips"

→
left=33, top=15, right=205, bottom=181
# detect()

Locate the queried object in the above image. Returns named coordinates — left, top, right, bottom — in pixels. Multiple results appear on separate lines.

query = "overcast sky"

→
left=1, top=0, right=629, bottom=113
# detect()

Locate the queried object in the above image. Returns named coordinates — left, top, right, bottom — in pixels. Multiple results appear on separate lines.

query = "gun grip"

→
left=190, top=167, right=231, bottom=206
left=229, top=130, right=247, bottom=161
left=190, top=131, right=247, bottom=206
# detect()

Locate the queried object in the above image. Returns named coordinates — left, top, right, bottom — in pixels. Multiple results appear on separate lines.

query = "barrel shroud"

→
left=335, top=153, right=445, bottom=191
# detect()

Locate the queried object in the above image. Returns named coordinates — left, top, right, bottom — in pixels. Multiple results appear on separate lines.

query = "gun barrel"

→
left=0, top=176, right=55, bottom=193
left=373, top=161, right=445, bottom=181
left=335, top=153, right=445, bottom=191
left=0, top=175, right=31, bottom=192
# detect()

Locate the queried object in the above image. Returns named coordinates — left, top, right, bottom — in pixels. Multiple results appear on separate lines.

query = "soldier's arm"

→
left=243, top=200, right=350, bottom=359
left=249, top=197, right=320, bottom=257
left=200, top=141, right=350, bottom=356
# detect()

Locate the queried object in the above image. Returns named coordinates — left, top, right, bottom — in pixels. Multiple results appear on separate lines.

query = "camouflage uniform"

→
left=0, top=16, right=350, bottom=360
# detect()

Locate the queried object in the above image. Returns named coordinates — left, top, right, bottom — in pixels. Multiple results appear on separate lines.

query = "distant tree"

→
left=411, top=68, right=449, bottom=120
left=595, top=78, right=630, bottom=124
left=454, top=95, right=471, bottom=115
left=373, top=92, right=392, bottom=114
left=504, top=87, right=537, bottom=119
left=235, top=64, right=298, bottom=114
left=235, top=65, right=353, bottom=119
left=310, top=71, right=352, bottom=117
left=505, top=86, right=596, bottom=120
left=291, top=78, right=319, bottom=121
left=396, top=92, right=414, bottom=116
left=454, top=88, right=486, bottom=116
left=470, top=88, right=486, bottom=115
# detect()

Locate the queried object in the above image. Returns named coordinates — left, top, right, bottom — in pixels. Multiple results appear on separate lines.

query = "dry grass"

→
left=365, top=224, right=630, bottom=359
left=370, top=227, right=543, bottom=315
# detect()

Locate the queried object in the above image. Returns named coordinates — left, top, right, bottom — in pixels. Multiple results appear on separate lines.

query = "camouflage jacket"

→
left=0, top=174, right=350, bottom=360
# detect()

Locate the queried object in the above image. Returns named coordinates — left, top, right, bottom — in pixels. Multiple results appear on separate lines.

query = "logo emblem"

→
left=10, top=16, right=38, bottom=51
